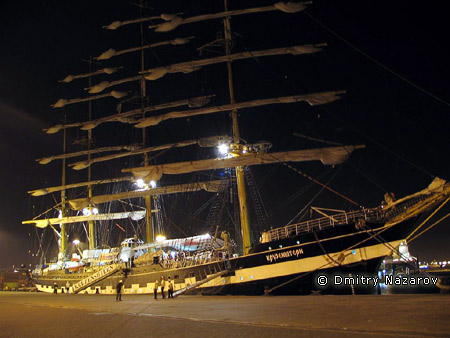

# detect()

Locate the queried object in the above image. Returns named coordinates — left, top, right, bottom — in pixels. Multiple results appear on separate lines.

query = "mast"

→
left=59, top=113, right=67, bottom=259
left=87, top=58, right=96, bottom=250
left=140, top=1, right=153, bottom=243
left=223, top=0, right=251, bottom=255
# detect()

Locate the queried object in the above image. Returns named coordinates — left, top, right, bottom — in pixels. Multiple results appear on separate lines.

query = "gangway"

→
left=72, top=263, right=124, bottom=293
left=173, top=268, right=230, bottom=298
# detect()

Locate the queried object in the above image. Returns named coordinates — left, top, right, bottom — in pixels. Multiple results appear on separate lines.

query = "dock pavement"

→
left=0, top=292, right=449, bottom=337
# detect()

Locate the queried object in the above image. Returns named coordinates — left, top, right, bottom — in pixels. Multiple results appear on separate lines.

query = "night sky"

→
left=1, top=0, right=449, bottom=268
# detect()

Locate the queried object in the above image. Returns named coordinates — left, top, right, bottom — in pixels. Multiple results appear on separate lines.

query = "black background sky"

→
left=0, top=0, right=449, bottom=268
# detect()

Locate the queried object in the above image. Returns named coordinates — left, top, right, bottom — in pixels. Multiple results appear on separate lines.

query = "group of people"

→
left=115, top=276, right=174, bottom=301
left=53, top=281, right=71, bottom=294
left=154, top=276, right=174, bottom=299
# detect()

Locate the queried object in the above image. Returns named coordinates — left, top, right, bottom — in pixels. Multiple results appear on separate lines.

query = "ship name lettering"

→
left=74, top=264, right=115, bottom=289
left=266, top=248, right=304, bottom=262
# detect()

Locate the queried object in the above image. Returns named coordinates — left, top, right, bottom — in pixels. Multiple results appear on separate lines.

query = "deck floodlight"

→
left=155, top=235, right=166, bottom=242
left=218, top=143, right=229, bottom=155
left=135, top=179, right=146, bottom=189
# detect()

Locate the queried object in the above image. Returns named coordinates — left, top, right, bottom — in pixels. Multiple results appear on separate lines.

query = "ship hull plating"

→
left=34, top=218, right=415, bottom=295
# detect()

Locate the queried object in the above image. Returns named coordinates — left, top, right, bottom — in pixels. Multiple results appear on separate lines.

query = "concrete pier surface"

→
left=0, top=292, right=449, bottom=337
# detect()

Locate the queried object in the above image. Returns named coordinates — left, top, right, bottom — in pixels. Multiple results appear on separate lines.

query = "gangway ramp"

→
left=173, top=269, right=229, bottom=298
left=72, top=263, right=124, bottom=293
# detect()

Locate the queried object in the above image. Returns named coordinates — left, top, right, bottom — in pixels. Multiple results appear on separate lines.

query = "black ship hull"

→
left=34, top=217, right=415, bottom=295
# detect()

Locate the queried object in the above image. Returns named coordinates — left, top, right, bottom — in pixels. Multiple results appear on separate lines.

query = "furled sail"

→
left=29, top=176, right=133, bottom=197
left=124, top=145, right=366, bottom=182
left=87, top=44, right=325, bottom=94
left=51, top=90, right=127, bottom=108
left=103, top=2, right=307, bottom=32
left=69, top=136, right=232, bottom=170
left=68, top=180, right=229, bottom=210
left=103, top=13, right=182, bottom=30
left=44, top=95, right=213, bottom=134
left=135, top=91, right=345, bottom=128
left=96, top=37, right=194, bottom=60
left=59, top=67, right=122, bottom=83
left=142, top=44, right=325, bottom=81
left=22, top=211, right=146, bottom=228
left=36, top=145, right=140, bottom=165
left=149, top=2, right=309, bottom=33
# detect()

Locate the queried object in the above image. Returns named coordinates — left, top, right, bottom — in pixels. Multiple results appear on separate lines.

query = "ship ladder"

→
left=245, top=167, right=269, bottom=234
left=72, top=263, right=124, bottom=294
left=206, top=178, right=230, bottom=231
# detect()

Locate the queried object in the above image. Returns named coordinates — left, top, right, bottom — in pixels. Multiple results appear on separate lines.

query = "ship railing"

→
left=158, top=248, right=230, bottom=270
left=264, top=192, right=439, bottom=242
left=266, top=208, right=384, bottom=242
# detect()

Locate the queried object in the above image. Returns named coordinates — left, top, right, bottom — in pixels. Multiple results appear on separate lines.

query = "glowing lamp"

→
left=149, top=180, right=157, bottom=188
left=135, top=179, right=146, bottom=189
left=82, top=208, right=91, bottom=216
left=73, top=239, right=80, bottom=245
left=218, top=144, right=229, bottom=155
left=155, top=235, right=166, bottom=242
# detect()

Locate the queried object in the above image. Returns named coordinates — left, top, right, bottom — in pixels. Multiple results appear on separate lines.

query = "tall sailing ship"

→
left=24, top=1, right=450, bottom=295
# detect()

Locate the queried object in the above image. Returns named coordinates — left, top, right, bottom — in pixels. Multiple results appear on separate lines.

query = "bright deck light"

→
left=149, top=180, right=157, bottom=188
left=135, top=179, right=146, bottom=189
left=155, top=235, right=166, bottom=242
left=73, top=239, right=80, bottom=245
left=82, top=208, right=91, bottom=216
left=218, top=143, right=229, bottom=155
left=92, top=207, right=99, bottom=215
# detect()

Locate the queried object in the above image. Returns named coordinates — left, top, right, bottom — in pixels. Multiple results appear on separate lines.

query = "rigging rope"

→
left=266, top=225, right=394, bottom=294
left=285, top=169, right=339, bottom=225
left=406, top=196, right=450, bottom=241
left=163, top=213, right=188, bottom=237
left=282, top=162, right=360, bottom=207
left=276, top=11, right=436, bottom=179
left=358, top=223, right=441, bottom=282
left=303, top=12, right=450, bottom=110
left=408, top=212, right=450, bottom=243
left=345, top=156, right=387, bottom=193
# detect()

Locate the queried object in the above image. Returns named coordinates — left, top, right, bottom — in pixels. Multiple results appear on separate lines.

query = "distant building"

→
left=0, top=269, right=30, bottom=290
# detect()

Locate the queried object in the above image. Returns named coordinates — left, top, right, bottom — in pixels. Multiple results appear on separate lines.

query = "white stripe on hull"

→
left=35, top=239, right=402, bottom=294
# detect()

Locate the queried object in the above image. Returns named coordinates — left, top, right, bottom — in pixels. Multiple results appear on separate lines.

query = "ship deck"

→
left=1, top=292, right=448, bottom=337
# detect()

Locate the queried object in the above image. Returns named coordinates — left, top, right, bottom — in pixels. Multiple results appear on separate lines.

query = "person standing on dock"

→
left=154, top=278, right=159, bottom=299
left=168, top=277, right=174, bottom=298
left=53, top=283, right=57, bottom=294
left=160, top=276, right=165, bottom=299
left=116, top=280, right=123, bottom=301
left=65, top=281, right=70, bottom=293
